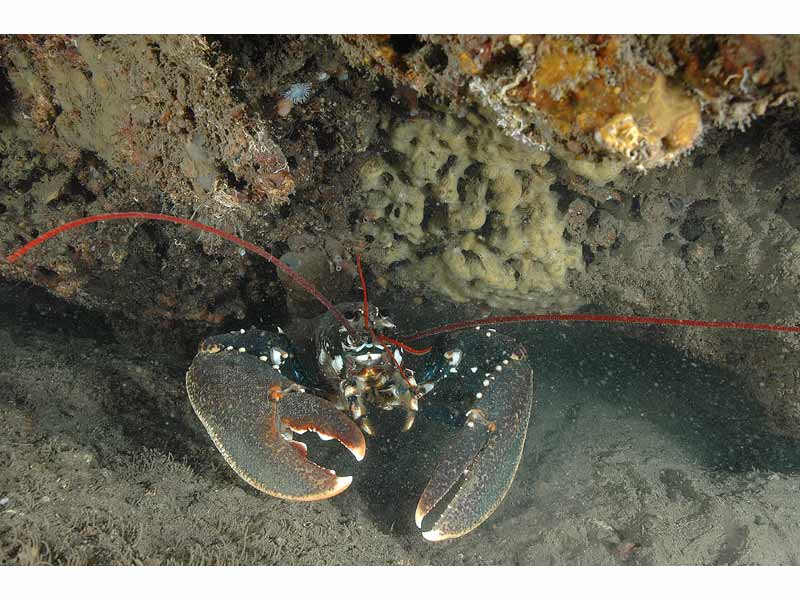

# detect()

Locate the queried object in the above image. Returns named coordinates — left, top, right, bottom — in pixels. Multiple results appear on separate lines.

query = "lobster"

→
left=6, top=212, right=799, bottom=541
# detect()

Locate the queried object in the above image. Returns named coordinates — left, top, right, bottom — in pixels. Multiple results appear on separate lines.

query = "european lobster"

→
left=6, top=212, right=799, bottom=541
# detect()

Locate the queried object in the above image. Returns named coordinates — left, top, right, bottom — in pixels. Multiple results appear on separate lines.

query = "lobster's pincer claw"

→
left=415, top=344, right=534, bottom=541
left=187, top=332, right=366, bottom=501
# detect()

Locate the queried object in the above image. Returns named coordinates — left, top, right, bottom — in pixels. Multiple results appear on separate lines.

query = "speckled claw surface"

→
left=415, top=339, right=534, bottom=541
left=185, top=306, right=535, bottom=539
left=186, top=330, right=366, bottom=501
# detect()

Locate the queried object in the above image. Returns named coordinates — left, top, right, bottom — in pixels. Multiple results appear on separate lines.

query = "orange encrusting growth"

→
left=511, top=37, right=702, bottom=165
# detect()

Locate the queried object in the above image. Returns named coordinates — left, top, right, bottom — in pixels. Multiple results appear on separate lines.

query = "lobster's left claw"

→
left=415, top=343, right=534, bottom=541
left=186, top=331, right=366, bottom=501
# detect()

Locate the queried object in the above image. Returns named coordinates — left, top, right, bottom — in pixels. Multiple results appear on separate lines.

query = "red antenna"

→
left=354, top=254, right=431, bottom=354
left=4, top=212, right=355, bottom=335
left=7, top=212, right=799, bottom=346
left=404, top=312, right=800, bottom=342
left=352, top=253, right=431, bottom=392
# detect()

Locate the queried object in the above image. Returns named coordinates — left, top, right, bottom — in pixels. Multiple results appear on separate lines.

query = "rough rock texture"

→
left=566, top=109, right=800, bottom=438
left=1, top=35, right=294, bottom=215
left=337, top=34, right=800, bottom=171
left=1, top=36, right=799, bottom=454
left=0, top=35, right=379, bottom=340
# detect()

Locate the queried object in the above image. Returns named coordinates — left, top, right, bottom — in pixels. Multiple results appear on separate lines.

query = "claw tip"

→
left=422, top=529, right=444, bottom=542
left=334, top=475, right=353, bottom=493
left=353, top=445, right=366, bottom=462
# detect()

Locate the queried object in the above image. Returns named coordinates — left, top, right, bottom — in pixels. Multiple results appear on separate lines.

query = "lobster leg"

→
left=186, top=330, right=366, bottom=501
left=414, top=333, right=534, bottom=541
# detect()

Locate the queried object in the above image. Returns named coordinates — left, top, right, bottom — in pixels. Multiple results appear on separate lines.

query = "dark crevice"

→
left=424, top=44, right=449, bottom=73
left=551, top=180, right=575, bottom=215
left=587, top=209, right=601, bottom=228
left=688, top=37, right=720, bottom=71
left=485, top=45, right=522, bottom=75
left=629, top=196, right=642, bottom=220
left=0, top=65, right=14, bottom=124
left=582, top=243, right=595, bottom=266
left=388, top=35, right=424, bottom=56
left=435, top=154, right=457, bottom=180
left=314, top=126, right=338, bottom=153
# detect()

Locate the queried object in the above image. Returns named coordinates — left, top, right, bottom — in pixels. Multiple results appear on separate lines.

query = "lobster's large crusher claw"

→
left=186, top=331, right=366, bottom=501
left=415, top=342, right=534, bottom=541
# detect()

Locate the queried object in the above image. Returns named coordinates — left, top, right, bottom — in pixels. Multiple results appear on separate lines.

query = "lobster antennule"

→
left=378, top=335, right=431, bottom=356
left=353, top=253, right=430, bottom=394
left=354, top=253, right=431, bottom=356
left=403, top=313, right=800, bottom=342
left=4, top=211, right=355, bottom=335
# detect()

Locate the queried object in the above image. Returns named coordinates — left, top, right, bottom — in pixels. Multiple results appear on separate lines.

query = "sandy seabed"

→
left=2, top=280, right=799, bottom=565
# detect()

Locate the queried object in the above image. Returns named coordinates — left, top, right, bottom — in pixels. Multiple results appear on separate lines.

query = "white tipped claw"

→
left=334, top=475, right=353, bottom=493
left=422, top=529, right=445, bottom=542
left=351, top=444, right=366, bottom=462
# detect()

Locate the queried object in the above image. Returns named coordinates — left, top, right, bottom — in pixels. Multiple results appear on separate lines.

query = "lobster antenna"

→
left=353, top=253, right=429, bottom=395
left=379, top=335, right=431, bottom=356
left=4, top=211, right=355, bottom=334
left=354, top=253, right=431, bottom=356
left=404, top=312, right=800, bottom=342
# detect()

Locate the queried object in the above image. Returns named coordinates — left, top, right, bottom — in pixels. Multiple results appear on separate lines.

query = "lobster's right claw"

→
left=186, top=331, right=366, bottom=501
left=415, top=343, right=534, bottom=541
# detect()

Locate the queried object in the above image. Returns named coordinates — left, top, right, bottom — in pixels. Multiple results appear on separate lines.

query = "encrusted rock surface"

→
left=1, top=34, right=800, bottom=440
left=337, top=34, right=800, bottom=171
